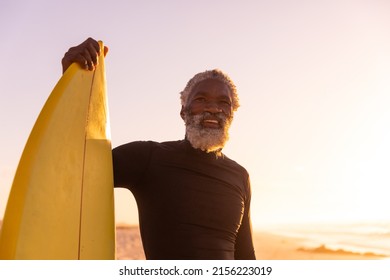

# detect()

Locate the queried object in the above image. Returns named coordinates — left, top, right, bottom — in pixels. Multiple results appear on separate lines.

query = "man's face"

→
left=181, top=79, right=234, bottom=153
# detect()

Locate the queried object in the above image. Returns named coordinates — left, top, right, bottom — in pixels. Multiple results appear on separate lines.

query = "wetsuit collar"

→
left=183, top=138, right=224, bottom=158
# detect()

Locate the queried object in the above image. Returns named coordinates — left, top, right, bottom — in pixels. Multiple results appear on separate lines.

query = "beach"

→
left=0, top=221, right=387, bottom=260
left=116, top=224, right=388, bottom=260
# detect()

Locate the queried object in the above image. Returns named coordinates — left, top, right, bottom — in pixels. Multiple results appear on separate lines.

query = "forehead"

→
left=190, top=79, right=232, bottom=99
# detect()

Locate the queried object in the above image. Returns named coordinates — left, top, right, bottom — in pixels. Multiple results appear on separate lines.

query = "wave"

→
left=297, top=244, right=388, bottom=258
left=266, top=222, right=390, bottom=258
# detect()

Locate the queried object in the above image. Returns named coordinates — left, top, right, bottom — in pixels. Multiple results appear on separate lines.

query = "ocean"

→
left=267, top=221, right=390, bottom=258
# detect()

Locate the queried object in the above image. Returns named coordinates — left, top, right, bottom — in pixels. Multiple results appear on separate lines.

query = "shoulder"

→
left=220, top=154, right=251, bottom=194
left=112, top=140, right=183, bottom=154
left=221, top=154, right=249, bottom=178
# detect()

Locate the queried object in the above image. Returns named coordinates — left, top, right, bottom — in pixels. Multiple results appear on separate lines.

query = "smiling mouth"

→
left=202, top=119, right=221, bottom=128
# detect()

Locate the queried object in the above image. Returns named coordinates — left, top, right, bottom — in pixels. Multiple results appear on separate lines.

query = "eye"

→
left=194, top=97, right=206, bottom=102
left=220, top=100, right=231, bottom=106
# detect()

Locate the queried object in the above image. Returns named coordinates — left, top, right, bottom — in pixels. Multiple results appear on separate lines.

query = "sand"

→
left=115, top=225, right=386, bottom=260
left=116, top=224, right=146, bottom=260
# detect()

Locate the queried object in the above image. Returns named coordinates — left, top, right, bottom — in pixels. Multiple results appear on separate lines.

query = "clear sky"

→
left=1, top=0, right=389, bottom=229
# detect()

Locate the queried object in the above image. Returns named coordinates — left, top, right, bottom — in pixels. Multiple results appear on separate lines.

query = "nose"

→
left=204, top=101, right=222, bottom=113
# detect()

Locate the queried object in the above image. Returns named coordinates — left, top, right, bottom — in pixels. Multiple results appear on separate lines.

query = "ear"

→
left=180, top=106, right=185, bottom=121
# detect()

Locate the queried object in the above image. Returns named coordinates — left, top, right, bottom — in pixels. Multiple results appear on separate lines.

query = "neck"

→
left=184, top=136, right=224, bottom=157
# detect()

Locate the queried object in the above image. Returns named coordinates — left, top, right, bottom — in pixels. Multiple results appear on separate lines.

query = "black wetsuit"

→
left=112, top=139, right=256, bottom=260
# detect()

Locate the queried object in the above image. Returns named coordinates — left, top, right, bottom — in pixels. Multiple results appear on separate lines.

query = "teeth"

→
left=204, top=120, right=218, bottom=124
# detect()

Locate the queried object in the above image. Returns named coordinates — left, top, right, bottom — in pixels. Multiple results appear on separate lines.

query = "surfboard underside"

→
left=0, top=42, right=115, bottom=259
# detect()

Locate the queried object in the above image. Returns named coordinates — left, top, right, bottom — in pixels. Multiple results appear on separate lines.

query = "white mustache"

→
left=189, top=112, right=232, bottom=128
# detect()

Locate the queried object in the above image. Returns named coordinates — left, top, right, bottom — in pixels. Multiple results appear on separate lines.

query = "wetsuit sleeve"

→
left=234, top=175, right=256, bottom=260
left=112, top=141, right=153, bottom=190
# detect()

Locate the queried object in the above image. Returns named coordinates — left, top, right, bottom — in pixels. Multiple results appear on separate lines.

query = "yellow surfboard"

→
left=0, top=42, right=115, bottom=259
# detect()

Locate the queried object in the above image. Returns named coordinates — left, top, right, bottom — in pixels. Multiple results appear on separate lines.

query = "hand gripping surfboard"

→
left=0, top=41, right=115, bottom=259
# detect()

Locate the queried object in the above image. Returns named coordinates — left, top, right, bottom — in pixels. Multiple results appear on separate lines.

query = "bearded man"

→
left=62, top=38, right=256, bottom=260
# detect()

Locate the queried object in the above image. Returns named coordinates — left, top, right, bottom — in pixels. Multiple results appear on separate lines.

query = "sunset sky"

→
left=1, top=0, right=389, bottom=229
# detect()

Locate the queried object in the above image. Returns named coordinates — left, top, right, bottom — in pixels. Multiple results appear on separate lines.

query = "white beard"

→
left=184, top=112, right=233, bottom=153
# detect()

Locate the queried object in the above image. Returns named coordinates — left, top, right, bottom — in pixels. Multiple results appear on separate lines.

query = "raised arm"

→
left=61, top=37, right=109, bottom=73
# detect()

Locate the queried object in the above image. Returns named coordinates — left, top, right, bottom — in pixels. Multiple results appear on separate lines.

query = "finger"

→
left=85, top=41, right=100, bottom=66
left=83, top=37, right=100, bottom=54
left=81, top=49, right=95, bottom=70
left=72, top=53, right=89, bottom=70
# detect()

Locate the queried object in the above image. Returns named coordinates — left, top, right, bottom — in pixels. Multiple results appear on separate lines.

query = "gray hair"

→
left=180, top=69, right=240, bottom=111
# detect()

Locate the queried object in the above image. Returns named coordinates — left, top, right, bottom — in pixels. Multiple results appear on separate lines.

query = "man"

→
left=62, top=38, right=256, bottom=260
